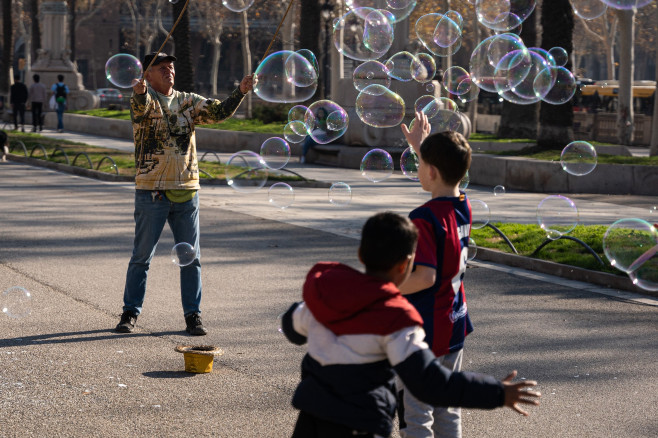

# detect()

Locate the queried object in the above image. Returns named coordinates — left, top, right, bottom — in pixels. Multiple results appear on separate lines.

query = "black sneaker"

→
left=185, top=313, right=208, bottom=336
left=115, top=311, right=138, bottom=333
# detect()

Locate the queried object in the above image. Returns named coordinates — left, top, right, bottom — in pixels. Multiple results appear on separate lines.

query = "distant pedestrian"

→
left=1, top=130, right=8, bottom=162
left=28, top=74, right=47, bottom=132
left=51, top=74, right=69, bottom=132
left=10, top=75, right=28, bottom=132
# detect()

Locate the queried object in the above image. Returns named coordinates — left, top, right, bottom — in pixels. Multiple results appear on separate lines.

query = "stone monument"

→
left=29, top=1, right=97, bottom=110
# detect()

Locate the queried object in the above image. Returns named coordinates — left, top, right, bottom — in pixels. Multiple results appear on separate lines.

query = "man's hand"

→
left=132, top=78, right=147, bottom=95
left=502, top=370, right=541, bottom=416
left=401, top=111, right=431, bottom=154
left=239, top=74, right=258, bottom=94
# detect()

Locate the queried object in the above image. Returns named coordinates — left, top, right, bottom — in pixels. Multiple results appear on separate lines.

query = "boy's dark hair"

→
left=33, top=74, right=40, bottom=82
left=420, top=131, right=472, bottom=186
left=57, top=74, right=64, bottom=82
left=360, top=212, right=418, bottom=272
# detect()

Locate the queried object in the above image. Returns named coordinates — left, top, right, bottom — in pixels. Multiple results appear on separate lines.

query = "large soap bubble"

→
left=415, top=13, right=463, bottom=56
left=105, top=54, right=143, bottom=89
left=385, top=51, right=416, bottom=82
left=536, top=66, right=577, bottom=105
left=353, top=60, right=391, bottom=91
left=361, top=148, right=394, bottom=182
left=363, top=9, right=395, bottom=53
left=288, top=105, right=308, bottom=123
left=171, top=242, right=196, bottom=267
left=470, top=34, right=530, bottom=93
left=222, top=0, right=255, bottom=13
left=571, top=0, right=608, bottom=19
left=225, top=150, right=268, bottom=193
left=560, top=141, right=597, bottom=176
left=356, top=84, right=406, bottom=128
left=603, top=218, right=658, bottom=273
left=333, top=8, right=393, bottom=62
left=304, top=100, right=349, bottom=144
left=254, top=51, right=318, bottom=103
left=536, top=195, right=579, bottom=238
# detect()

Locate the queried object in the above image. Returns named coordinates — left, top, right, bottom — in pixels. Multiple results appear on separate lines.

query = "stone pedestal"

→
left=29, top=1, right=97, bottom=110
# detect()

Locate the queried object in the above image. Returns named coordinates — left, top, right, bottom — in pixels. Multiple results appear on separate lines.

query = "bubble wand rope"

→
left=262, top=0, right=297, bottom=60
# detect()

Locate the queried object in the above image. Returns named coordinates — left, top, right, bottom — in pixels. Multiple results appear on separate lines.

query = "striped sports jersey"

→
left=407, top=193, right=474, bottom=357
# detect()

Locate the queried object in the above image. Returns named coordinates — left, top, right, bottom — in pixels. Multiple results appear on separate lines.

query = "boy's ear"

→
left=357, top=247, right=364, bottom=265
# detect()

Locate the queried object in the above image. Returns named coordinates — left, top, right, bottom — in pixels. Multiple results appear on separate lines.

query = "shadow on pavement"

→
left=0, top=328, right=183, bottom=347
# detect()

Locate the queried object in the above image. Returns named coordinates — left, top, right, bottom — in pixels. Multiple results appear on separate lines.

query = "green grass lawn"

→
left=483, top=146, right=658, bottom=165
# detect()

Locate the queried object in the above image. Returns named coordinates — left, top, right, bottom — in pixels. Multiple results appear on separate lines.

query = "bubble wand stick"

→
left=262, top=0, right=297, bottom=60
left=142, top=0, right=192, bottom=75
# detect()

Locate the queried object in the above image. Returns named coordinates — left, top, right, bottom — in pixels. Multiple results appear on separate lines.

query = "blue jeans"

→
left=122, top=190, right=202, bottom=317
left=56, top=101, right=65, bottom=130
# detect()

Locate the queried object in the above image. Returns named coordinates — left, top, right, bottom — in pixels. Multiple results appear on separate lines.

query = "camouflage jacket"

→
left=130, top=87, right=245, bottom=190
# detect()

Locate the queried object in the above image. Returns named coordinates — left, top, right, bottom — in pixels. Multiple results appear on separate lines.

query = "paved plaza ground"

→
left=1, top=129, right=657, bottom=437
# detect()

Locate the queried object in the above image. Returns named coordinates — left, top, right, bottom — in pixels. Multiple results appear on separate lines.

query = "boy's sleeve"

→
left=410, top=211, right=439, bottom=270
left=280, top=301, right=309, bottom=345
left=387, top=326, right=505, bottom=409
left=192, top=88, right=245, bottom=125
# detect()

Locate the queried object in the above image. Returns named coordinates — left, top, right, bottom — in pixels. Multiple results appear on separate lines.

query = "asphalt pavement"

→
left=1, top=128, right=657, bottom=437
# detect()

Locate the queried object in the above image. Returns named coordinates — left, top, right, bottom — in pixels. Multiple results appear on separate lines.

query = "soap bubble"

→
left=105, top=54, right=143, bottom=89
left=221, top=0, right=255, bottom=12
left=2, top=286, right=32, bottom=319
left=304, top=100, right=349, bottom=144
left=494, top=185, right=506, bottom=196
left=363, top=9, right=395, bottom=53
left=268, top=182, right=295, bottom=209
left=283, top=121, right=307, bottom=144
left=288, top=105, right=309, bottom=123
left=356, top=84, right=405, bottom=128
left=260, top=137, right=291, bottom=170
left=571, top=0, right=608, bottom=19
left=400, top=147, right=419, bottom=181
left=459, top=170, right=470, bottom=190
left=426, top=83, right=435, bottom=93
left=171, top=242, right=196, bottom=267
left=225, top=150, right=268, bottom=193
left=536, top=66, right=577, bottom=105
left=415, top=13, right=463, bottom=56
left=470, top=34, right=530, bottom=94
left=549, top=47, right=569, bottom=67
left=361, top=148, right=394, bottom=182
left=295, top=49, right=319, bottom=76
left=442, top=66, right=472, bottom=95
left=629, top=255, right=658, bottom=292
left=561, top=141, right=597, bottom=176
left=333, top=8, right=393, bottom=61
left=254, top=51, right=317, bottom=103
left=411, top=53, right=437, bottom=83
left=499, top=50, right=548, bottom=100
left=348, top=0, right=417, bottom=23
left=385, top=51, right=416, bottom=82
left=603, top=218, right=658, bottom=273
left=328, top=182, right=352, bottom=206
left=600, top=0, right=653, bottom=10
left=470, top=199, right=490, bottom=229
left=433, top=14, right=462, bottom=48
left=467, top=237, right=477, bottom=261
left=475, top=0, right=536, bottom=31
left=537, top=195, right=579, bottom=237
left=412, top=97, right=463, bottom=134
left=353, top=60, right=391, bottom=91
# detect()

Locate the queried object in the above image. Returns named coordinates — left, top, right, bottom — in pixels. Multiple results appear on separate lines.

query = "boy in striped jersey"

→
left=281, top=212, right=540, bottom=438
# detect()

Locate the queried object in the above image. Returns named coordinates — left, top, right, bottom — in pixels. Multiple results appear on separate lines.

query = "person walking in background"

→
left=1, top=130, right=8, bottom=162
left=51, top=75, right=69, bottom=132
left=28, top=74, right=47, bottom=132
left=10, top=75, right=28, bottom=132
left=114, top=52, right=257, bottom=336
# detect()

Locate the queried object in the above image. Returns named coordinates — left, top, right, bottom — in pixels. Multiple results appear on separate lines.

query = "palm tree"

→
left=171, top=0, right=194, bottom=92
left=538, top=0, right=574, bottom=149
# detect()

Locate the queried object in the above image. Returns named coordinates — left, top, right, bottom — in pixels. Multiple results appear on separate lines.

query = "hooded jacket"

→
left=281, top=262, right=505, bottom=437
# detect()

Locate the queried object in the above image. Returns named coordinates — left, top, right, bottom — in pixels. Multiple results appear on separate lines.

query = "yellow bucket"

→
left=175, top=345, right=224, bottom=374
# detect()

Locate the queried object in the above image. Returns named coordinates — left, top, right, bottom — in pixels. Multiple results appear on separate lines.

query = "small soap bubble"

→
left=385, top=51, right=416, bottom=82
left=537, top=195, right=579, bottom=237
left=304, top=100, right=349, bottom=144
left=443, top=66, right=472, bottom=96
left=260, top=137, right=291, bottom=170
left=2, top=286, right=32, bottom=319
left=283, top=121, right=307, bottom=144
left=459, top=170, right=470, bottom=190
left=400, top=147, right=419, bottom=181
left=603, top=218, right=658, bottom=273
left=288, top=105, right=309, bottom=123
left=222, top=0, right=255, bottom=13
left=411, top=53, right=437, bottom=84
left=361, top=149, right=394, bottom=183
left=268, top=182, right=295, bottom=209
left=105, top=54, right=143, bottom=89
left=225, top=150, right=268, bottom=193
left=426, top=83, right=435, bottom=93
left=328, top=182, right=352, bottom=206
left=327, top=110, right=348, bottom=131
left=467, top=237, right=477, bottom=261
left=353, top=60, right=391, bottom=91
left=493, top=185, right=506, bottom=196
left=470, top=199, right=490, bottom=230
left=537, top=66, right=577, bottom=105
left=561, top=141, right=597, bottom=176
left=548, top=47, right=569, bottom=67
left=171, top=242, right=196, bottom=267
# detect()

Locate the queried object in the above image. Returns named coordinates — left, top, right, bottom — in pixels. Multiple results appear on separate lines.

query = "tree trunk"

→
left=172, top=1, right=194, bottom=92
left=30, top=0, right=40, bottom=61
left=1, top=0, right=13, bottom=94
left=497, top=9, right=539, bottom=139
left=538, top=0, right=574, bottom=149
left=651, top=7, right=658, bottom=157
left=616, top=9, right=634, bottom=145
left=299, top=0, right=321, bottom=100
left=69, top=0, right=76, bottom=60
left=241, top=10, right=252, bottom=118
left=210, top=39, right=221, bottom=96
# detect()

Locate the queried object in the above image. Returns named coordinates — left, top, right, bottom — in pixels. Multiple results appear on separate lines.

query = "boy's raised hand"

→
left=401, top=111, right=431, bottom=154
left=501, top=370, right=541, bottom=416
